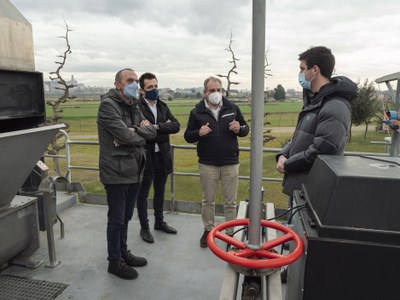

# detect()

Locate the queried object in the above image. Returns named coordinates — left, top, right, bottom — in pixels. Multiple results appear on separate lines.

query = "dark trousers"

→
left=137, top=154, right=168, bottom=229
left=105, top=183, right=140, bottom=262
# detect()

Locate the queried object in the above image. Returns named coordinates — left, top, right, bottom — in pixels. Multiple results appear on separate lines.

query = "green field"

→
left=45, top=99, right=388, bottom=209
left=50, top=98, right=304, bottom=117
left=49, top=98, right=304, bottom=130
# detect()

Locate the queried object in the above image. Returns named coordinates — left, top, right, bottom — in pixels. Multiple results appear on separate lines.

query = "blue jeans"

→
left=105, top=183, right=140, bottom=262
left=137, top=156, right=168, bottom=228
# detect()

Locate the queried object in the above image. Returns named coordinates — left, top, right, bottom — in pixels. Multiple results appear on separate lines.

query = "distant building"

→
left=42, top=76, right=265, bottom=102
left=44, top=74, right=110, bottom=97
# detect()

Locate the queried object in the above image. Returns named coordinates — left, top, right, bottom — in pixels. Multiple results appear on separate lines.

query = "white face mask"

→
left=208, top=92, right=222, bottom=105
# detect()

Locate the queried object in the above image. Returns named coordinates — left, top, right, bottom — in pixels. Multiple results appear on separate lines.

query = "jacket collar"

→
left=196, top=97, right=229, bottom=112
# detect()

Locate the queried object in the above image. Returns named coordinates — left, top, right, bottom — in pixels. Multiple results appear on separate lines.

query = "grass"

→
left=45, top=99, right=389, bottom=210
left=48, top=98, right=303, bottom=128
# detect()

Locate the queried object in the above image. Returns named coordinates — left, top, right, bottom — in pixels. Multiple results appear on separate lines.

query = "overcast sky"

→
left=10, top=0, right=400, bottom=91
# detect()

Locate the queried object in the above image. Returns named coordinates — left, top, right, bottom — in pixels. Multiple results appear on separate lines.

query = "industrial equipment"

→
left=287, top=155, right=400, bottom=300
left=0, top=0, right=64, bottom=268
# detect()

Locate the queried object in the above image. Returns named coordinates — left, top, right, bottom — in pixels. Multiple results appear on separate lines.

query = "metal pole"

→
left=389, top=79, right=400, bottom=157
left=59, top=129, right=72, bottom=182
left=248, top=0, right=266, bottom=246
left=170, top=146, right=176, bottom=213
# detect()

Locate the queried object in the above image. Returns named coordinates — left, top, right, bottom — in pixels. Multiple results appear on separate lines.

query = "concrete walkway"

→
left=1, top=203, right=228, bottom=300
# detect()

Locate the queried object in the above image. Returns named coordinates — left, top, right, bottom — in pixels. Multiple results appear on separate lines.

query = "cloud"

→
left=8, top=0, right=400, bottom=90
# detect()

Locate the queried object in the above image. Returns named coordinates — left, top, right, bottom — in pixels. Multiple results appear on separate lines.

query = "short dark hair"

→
left=139, top=72, right=158, bottom=89
left=298, top=46, right=335, bottom=79
left=115, top=68, right=134, bottom=82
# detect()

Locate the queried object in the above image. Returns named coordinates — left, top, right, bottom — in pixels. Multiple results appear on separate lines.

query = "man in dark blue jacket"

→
left=184, top=76, right=249, bottom=248
left=136, top=72, right=180, bottom=243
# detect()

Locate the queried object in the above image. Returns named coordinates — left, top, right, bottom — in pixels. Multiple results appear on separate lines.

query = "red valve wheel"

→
left=207, top=218, right=303, bottom=269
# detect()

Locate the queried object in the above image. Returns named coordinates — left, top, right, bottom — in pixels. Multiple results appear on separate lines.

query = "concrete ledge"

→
left=56, top=191, right=78, bottom=214
left=80, top=193, right=287, bottom=218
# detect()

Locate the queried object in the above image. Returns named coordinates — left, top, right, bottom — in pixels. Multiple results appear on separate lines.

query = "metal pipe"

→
left=389, top=79, right=400, bottom=157
left=248, top=0, right=266, bottom=246
left=57, top=215, right=65, bottom=239
left=59, top=129, right=72, bottom=182
left=169, top=146, right=176, bottom=214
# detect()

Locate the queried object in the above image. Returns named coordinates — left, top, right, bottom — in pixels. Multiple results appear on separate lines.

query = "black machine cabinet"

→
left=0, top=68, right=51, bottom=230
left=0, top=69, right=46, bottom=132
left=287, top=155, right=400, bottom=300
left=304, top=155, right=400, bottom=244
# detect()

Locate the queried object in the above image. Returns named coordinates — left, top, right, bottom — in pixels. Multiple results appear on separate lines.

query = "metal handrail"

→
left=44, top=129, right=71, bottom=182
left=45, top=130, right=391, bottom=212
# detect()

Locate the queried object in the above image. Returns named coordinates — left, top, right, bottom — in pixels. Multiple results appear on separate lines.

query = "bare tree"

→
left=262, top=47, right=275, bottom=144
left=216, top=32, right=240, bottom=97
left=46, top=20, right=76, bottom=176
left=264, top=47, right=273, bottom=80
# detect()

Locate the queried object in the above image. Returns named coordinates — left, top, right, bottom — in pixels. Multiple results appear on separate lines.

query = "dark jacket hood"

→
left=101, top=88, right=139, bottom=105
left=325, top=76, right=358, bottom=102
left=306, top=76, right=358, bottom=105
left=101, top=88, right=121, bottom=102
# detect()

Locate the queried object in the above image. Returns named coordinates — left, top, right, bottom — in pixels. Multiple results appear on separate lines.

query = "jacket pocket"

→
left=111, top=149, right=139, bottom=178
left=221, top=112, right=236, bottom=126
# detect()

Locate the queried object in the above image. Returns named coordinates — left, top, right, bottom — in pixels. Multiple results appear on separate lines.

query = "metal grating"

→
left=0, top=275, right=68, bottom=300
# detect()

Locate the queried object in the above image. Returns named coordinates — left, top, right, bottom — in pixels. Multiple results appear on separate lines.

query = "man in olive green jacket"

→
left=97, top=68, right=156, bottom=280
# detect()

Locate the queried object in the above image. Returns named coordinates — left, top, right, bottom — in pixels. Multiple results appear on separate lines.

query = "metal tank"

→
left=0, top=0, right=64, bottom=267
left=0, top=0, right=35, bottom=71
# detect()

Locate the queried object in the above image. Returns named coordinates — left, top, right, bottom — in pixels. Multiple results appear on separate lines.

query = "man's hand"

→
left=276, top=155, right=287, bottom=174
left=229, top=120, right=240, bottom=134
left=140, top=119, right=151, bottom=127
left=113, top=139, right=121, bottom=147
left=199, top=122, right=212, bottom=136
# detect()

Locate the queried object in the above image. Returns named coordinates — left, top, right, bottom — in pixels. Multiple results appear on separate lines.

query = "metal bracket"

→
left=39, top=176, right=60, bottom=268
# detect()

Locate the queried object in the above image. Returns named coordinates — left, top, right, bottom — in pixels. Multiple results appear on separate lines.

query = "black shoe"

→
left=108, top=259, right=138, bottom=280
left=121, top=250, right=148, bottom=267
left=140, top=228, right=154, bottom=243
left=154, top=222, right=177, bottom=234
left=200, top=230, right=210, bottom=248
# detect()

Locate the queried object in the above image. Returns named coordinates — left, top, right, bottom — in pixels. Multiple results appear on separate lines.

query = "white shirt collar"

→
left=144, top=97, right=157, bottom=107
left=204, top=99, right=222, bottom=110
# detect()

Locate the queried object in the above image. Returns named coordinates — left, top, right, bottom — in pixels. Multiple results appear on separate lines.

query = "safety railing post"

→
left=170, top=145, right=176, bottom=214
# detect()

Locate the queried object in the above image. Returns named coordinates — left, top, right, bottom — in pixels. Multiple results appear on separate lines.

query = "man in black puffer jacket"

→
left=276, top=46, right=358, bottom=210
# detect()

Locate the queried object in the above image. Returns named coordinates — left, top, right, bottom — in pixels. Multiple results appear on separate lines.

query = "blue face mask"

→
left=298, top=72, right=314, bottom=90
left=145, top=89, right=159, bottom=101
left=123, top=82, right=139, bottom=99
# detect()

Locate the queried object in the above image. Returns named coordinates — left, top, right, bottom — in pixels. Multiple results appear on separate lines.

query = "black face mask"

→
left=145, top=89, right=159, bottom=101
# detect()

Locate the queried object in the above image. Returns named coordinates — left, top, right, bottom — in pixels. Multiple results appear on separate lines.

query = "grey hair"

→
left=203, top=76, right=222, bottom=91
left=115, top=68, right=135, bottom=82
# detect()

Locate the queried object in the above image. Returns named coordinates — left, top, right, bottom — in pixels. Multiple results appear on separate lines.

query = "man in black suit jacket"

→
left=136, top=72, right=180, bottom=243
